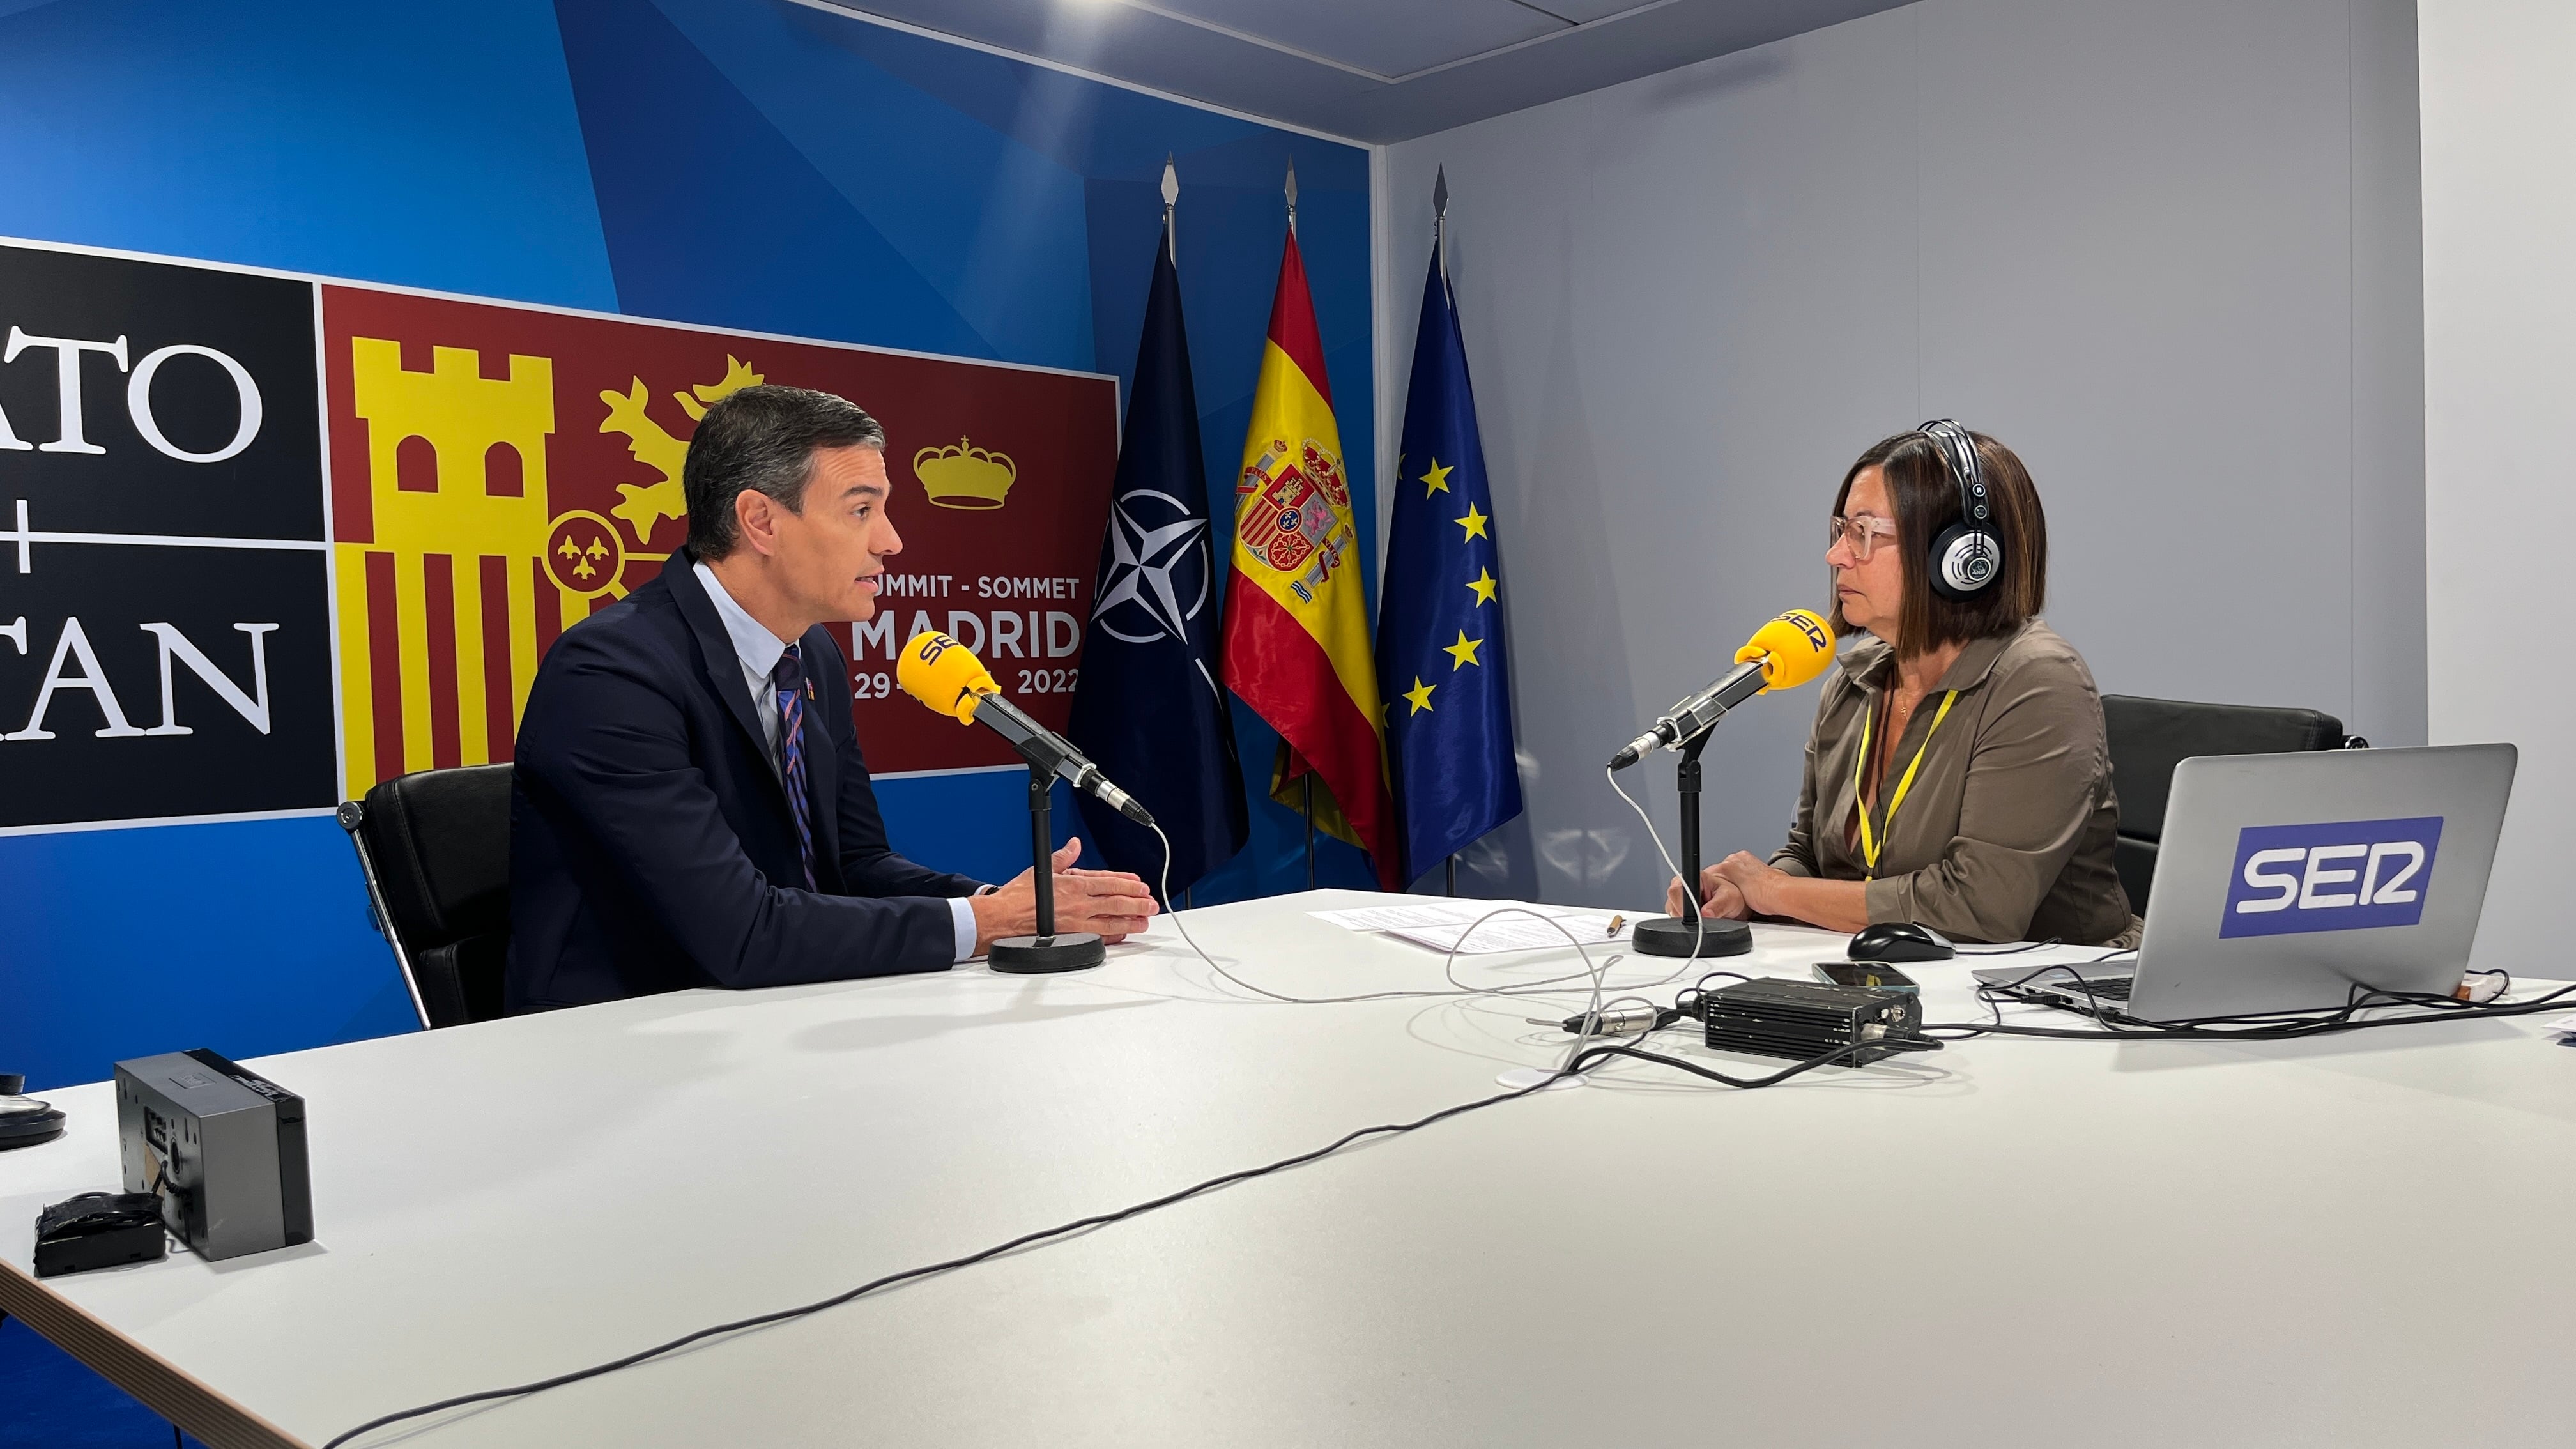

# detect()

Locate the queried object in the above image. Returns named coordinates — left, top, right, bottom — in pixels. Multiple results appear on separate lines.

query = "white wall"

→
left=1374, top=0, right=2427, bottom=910
left=2421, top=0, right=2576, bottom=969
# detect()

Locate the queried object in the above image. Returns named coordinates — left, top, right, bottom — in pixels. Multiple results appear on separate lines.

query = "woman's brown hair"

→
left=1827, top=429, right=2048, bottom=658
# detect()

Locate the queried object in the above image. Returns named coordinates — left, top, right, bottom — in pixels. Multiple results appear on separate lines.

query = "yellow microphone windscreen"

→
left=896, top=631, right=999, bottom=723
left=1734, top=609, right=1837, bottom=691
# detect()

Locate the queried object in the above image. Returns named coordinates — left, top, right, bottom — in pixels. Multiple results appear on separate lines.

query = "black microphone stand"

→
left=1632, top=724, right=1752, bottom=958
left=988, top=762, right=1107, bottom=974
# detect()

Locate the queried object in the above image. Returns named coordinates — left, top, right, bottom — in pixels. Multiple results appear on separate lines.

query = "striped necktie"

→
left=770, top=643, right=817, bottom=891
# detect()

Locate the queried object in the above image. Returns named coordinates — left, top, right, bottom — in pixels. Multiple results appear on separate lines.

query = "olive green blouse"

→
left=1770, top=619, right=2142, bottom=947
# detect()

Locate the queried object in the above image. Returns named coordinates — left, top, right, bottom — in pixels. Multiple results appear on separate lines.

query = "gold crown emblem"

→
left=913, top=437, right=1016, bottom=510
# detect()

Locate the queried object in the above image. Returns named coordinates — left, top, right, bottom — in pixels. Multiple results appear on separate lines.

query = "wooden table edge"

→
left=1, top=1255, right=310, bottom=1449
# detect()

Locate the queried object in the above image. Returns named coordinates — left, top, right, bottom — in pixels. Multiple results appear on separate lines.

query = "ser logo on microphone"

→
left=2219, top=815, right=2444, bottom=939
left=1779, top=610, right=1832, bottom=655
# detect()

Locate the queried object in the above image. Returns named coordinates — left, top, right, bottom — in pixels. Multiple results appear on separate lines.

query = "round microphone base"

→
left=1631, top=916, right=1752, bottom=958
left=0, top=1104, right=67, bottom=1151
left=989, top=932, right=1107, bottom=974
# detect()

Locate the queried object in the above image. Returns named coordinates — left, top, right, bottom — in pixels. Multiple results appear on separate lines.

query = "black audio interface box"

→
left=1703, top=977, right=1926, bottom=1066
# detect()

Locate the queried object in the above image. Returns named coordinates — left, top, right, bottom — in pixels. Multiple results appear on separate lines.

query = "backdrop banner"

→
left=0, top=237, right=1121, bottom=833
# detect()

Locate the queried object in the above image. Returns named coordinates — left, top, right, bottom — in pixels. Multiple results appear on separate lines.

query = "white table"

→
left=4, top=891, right=2573, bottom=1448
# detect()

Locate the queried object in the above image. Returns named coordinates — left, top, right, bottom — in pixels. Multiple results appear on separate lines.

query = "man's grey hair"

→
left=682, top=384, right=887, bottom=561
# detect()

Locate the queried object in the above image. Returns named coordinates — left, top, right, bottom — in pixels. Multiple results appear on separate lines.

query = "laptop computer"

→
left=1975, top=742, right=2516, bottom=1022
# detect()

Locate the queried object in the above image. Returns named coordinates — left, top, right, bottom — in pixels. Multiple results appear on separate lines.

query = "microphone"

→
left=896, top=632, right=1156, bottom=826
left=1609, top=609, right=1837, bottom=770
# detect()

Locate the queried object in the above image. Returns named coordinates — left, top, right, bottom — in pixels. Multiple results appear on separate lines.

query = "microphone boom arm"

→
left=968, top=691, right=1077, bottom=774
left=897, top=629, right=1153, bottom=827
left=968, top=691, right=1154, bottom=826
left=1609, top=656, right=1771, bottom=770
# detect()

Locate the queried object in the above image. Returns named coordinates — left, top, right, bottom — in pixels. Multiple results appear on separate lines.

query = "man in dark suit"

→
left=507, top=385, right=1157, bottom=1011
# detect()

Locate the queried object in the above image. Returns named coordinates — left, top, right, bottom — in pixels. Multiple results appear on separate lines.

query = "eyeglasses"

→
left=1827, top=514, right=1899, bottom=560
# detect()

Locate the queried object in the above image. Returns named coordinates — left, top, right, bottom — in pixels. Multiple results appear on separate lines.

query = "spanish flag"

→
left=1221, top=232, right=1401, bottom=889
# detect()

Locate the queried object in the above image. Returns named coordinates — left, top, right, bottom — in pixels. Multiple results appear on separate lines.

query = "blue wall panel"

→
left=0, top=817, right=418, bottom=1092
left=649, top=0, right=1101, bottom=373
left=555, top=0, right=1002, bottom=357
left=0, top=0, right=618, bottom=309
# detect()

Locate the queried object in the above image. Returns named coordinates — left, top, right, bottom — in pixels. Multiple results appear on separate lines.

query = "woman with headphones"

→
left=1666, top=423, right=2140, bottom=947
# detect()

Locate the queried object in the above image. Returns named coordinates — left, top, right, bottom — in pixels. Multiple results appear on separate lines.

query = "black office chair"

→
left=2101, top=695, right=2366, bottom=914
left=337, top=764, right=513, bottom=1029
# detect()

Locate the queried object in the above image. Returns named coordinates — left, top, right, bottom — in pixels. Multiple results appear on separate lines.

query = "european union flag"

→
left=1376, top=247, right=1522, bottom=884
left=1066, top=215, right=1248, bottom=895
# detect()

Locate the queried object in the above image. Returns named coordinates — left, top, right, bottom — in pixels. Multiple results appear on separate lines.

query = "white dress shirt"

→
left=694, top=561, right=979, bottom=963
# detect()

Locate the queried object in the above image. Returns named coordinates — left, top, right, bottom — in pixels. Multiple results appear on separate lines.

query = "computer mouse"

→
left=1846, top=921, right=1955, bottom=962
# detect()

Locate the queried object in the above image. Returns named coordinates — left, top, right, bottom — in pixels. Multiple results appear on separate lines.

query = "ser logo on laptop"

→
left=2220, top=816, right=2444, bottom=939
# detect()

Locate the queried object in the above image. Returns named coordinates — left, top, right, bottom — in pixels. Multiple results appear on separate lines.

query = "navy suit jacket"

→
left=507, top=551, right=982, bottom=1011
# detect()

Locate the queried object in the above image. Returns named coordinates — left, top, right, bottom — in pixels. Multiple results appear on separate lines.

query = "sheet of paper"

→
left=1307, top=900, right=1586, bottom=933
left=1386, top=912, right=1630, bottom=954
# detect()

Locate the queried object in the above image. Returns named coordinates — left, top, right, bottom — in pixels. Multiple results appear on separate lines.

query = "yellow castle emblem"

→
left=338, top=338, right=559, bottom=795
left=335, top=346, right=770, bottom=797
left=914, top=438, right=1016, bottom=509
left=601, top=355, right=765, bottom=538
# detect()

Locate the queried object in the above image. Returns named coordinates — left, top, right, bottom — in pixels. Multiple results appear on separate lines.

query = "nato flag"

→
left=1376, top=252, right=1522, bottom=884
left=1066, top=226, right=1248, bottom=895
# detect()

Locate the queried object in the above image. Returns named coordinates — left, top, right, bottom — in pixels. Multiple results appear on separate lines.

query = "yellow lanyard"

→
left=1852, top=688, right=1957, bottom=878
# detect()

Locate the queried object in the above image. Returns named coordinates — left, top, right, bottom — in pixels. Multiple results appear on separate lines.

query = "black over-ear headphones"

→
left=1918, top=418, right=2002, bottom=599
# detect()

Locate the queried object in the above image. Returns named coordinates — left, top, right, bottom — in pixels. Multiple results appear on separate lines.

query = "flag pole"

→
left=1437, top=165, right=1454, bottom=906
left=1161, top=155, right=1202, bottom=914
left=1303, top=773, right=1315, bottom=889
left=1164, top=159, right=1181, bottom=887
left=1288, top=152, right=1314, bottom=893
left=1434, top=165, right=1450, bottom=282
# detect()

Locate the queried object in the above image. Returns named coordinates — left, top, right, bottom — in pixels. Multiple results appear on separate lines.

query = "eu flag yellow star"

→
left=1455, top=502, right=1489, bottom=540
left=1442, top=630, right=1483, bottom=670
left=1419, top=459, right=1453, bottom=498
left=1466, top=567, right=1498, bottom=606
left=1402, top=676, right=1436, bottom=715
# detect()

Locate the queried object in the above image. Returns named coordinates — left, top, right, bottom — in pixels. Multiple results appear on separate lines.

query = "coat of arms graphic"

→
left=1236, top=437, right=1353, bottom=590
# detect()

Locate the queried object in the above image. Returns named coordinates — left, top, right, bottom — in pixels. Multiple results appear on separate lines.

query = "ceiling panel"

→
left=1537, top=0, right=1666, bottom=21
left=816, top=0, right=1915, bottom=142
left=1137, top=0, right=1566, bottom=79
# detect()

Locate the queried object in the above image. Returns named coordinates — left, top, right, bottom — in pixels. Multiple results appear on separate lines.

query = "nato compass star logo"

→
left=1093, top=489, right=1212, bottom=647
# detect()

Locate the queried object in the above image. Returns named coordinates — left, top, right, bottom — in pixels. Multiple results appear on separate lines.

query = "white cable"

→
left=1554, top=935, right=1620, bottom=1074
left=1606, top=763, right=1714, bottom=963
left=1142, top=822, right=1661, bottom=1011
left=1135, top=826, right=1711, bottom=1081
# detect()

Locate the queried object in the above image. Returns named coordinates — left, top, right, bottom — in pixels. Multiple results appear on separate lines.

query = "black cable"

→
left=1963, top=958, right=2126, bottom=1025
left=1972, top=952, right=2134, bottom=1013
left=1930, top=979, right=2576, bottom=1042
left=324, top=1062, right=1595, bottom=1447
left=1571, top=1034, right=1941, bottom=1087
left=323, top=994, right=1933, bottom=1446
left=1674, top=969, right=1756, bottom=1022
left=1966, top=970, right=2513, bottom=1031
left=1952, top=937, right=2062, bottom=956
